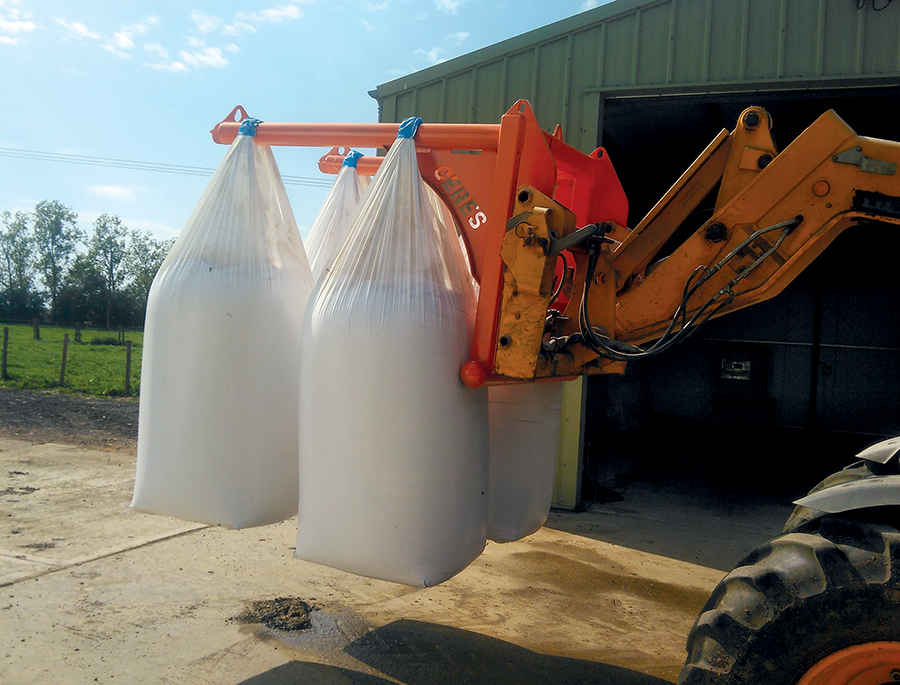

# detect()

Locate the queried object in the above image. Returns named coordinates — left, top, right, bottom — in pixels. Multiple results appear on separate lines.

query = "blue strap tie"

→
left=342, top=150, right=364, bottom=168
left=238, top=118, right=263, bottom=137
left=397, top=117, right=423, bottom=139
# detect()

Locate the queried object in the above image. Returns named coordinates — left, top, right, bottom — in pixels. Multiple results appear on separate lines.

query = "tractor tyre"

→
left=678, top=513, right=900, bottom=685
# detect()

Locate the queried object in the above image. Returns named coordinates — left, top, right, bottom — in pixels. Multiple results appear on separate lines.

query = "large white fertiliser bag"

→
left=132, top=119, right=315, bottom=529
left=488, top=382, right=563, bottom=542
left=304, top=150, right=369, bottom=282
left=421, top=184, right=557, bottom=542
left=296, top=118, right=489, bottom=587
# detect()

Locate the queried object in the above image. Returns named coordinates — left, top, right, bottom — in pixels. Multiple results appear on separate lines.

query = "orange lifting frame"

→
left=211, top=101, right=629, bottom=387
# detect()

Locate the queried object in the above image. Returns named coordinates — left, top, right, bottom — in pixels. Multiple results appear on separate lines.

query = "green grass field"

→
left=0, top=323, right=143, bottom=397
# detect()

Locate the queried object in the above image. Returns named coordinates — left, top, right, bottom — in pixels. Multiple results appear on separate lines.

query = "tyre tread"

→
left=679, top=517, right=900, bottom=685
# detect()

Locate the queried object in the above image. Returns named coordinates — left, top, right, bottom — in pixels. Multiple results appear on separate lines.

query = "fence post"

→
left=33, top=318, right=40, bottom=340
left=125, top=340, right=132, bottom=396
left=2, top=326, right=8, bottom=380
left=118, top=326, right=125, bottom=344
left=75, top=322, right=82, bottom=343
left=59, top=334, right=69, bottom=387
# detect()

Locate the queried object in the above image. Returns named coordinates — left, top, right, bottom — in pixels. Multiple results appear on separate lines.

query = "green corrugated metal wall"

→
left=376, top=0, right=900, bottom=153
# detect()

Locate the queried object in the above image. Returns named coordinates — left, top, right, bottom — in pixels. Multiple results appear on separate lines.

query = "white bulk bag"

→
left=488, top=382, right=563, bottom=542
left=296, top=118, right=489, bottom=587
left=132, top=119, right=315, bottom=528
left=304, top=150, right=369, bottom=282
left=421, top=184, right=557, bottom=543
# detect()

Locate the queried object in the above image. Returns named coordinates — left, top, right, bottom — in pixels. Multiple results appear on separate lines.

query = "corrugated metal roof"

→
left=376, top=0, right=900, bottom=152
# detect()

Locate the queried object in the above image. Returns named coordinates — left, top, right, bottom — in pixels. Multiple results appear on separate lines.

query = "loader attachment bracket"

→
left=833, top=146, right=897, bottom=176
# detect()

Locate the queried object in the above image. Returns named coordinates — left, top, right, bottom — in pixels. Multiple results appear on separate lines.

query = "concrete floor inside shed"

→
left=0, top=435, right=805, bottom=684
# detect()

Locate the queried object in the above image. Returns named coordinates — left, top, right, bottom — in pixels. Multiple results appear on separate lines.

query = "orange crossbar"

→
left=212, top=117, right=499, bottom=152
left=318, top=150, right=383, bottom=176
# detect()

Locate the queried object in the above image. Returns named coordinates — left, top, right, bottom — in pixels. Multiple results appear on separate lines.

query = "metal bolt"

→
left=757, top=153, right=773, bottom=169
left=891, top=669, right=900, bottom=682
left=704, top=222, right=728, bottom=243
left=499, top=335, right=512, bottom=349
left=743, top=111, right=760, bottom=129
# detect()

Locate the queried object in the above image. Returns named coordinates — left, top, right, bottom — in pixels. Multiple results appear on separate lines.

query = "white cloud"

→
left=0, top=16, right=35, bottom=34
left=415, top=47, right=444, bottom=65
left=145, top=60, right=189, bottom=73
left=236, top=4, right=303, bottom=24
left=189, top=4, right=303, bottom=42
left=580, top=0, right=598, bottom=9
left=89, top=185, right=137, bottom=202
left=102, top=44, right=131, bottom=59
left=222, top=21, right=256, bottom=36
left=102, top=16, right=160, bottom=58
left=143, top=42, right=168, bottom=58
left=179, top=46, right=229, bottom=68
left=71, top=4, right=304, bottom=74
left=111, top=29, right=135, bottom=49
left=361, top=18, right=375, bottom=31
left=448, top=31, right=468, bottom=44
left=56, top=19, right=100, bottom=39
left=125, top=16, right=160, bottom=36
left=0, top=4, right=36, bottom=40
left=365, top=1, right=388, bottom=10
left=433, top=0, right=464, bottom=13
left=190, top=10, right=222, bottom=35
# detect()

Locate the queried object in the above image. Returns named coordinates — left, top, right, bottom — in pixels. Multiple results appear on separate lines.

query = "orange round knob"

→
left=460, top=360, right=488, bottom=388
left=813, top=180, right=831, bottom=197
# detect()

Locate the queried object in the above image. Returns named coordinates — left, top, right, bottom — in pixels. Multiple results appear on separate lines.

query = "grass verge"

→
left=0, top=323, right=142, bottom=397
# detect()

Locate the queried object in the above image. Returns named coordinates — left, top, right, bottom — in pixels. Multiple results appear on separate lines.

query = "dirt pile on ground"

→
left=0, top=388, right=138, bottom=452
left=233, top=597, right=316, bottom=631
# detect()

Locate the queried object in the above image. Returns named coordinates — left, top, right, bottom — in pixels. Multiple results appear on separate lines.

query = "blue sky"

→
left=0, top=0, right=612, bottom=243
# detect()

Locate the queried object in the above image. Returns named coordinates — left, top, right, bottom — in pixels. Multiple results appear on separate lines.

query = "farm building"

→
left=372, top=0, right=900, bottom=507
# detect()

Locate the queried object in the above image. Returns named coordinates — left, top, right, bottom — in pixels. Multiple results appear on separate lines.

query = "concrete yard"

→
left=0, top=436, right=795, bottom=684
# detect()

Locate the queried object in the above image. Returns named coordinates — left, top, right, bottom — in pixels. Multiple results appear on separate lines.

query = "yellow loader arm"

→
left=498, top=106, right=900, bottom=381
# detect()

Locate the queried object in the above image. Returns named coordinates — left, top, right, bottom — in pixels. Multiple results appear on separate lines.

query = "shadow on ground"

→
left=238, top=619, right=668, bottom=685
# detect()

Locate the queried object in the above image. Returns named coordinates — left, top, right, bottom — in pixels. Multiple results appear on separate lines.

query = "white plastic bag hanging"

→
left=423, top=184, right=557, bottom=542
left=296, top=117, right=489, bottom=587
left=132, top=118, right=315, bottom=529
left=488, top=382, right=563, bottom=542
left=304, top=150, right=369, bottom=282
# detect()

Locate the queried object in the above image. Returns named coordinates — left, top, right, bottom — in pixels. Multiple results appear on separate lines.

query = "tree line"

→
left=0, top=200, right=174, bottom=329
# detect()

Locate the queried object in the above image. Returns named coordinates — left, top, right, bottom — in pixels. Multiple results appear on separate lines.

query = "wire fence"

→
left=0, top=323, right=140, bottom=397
